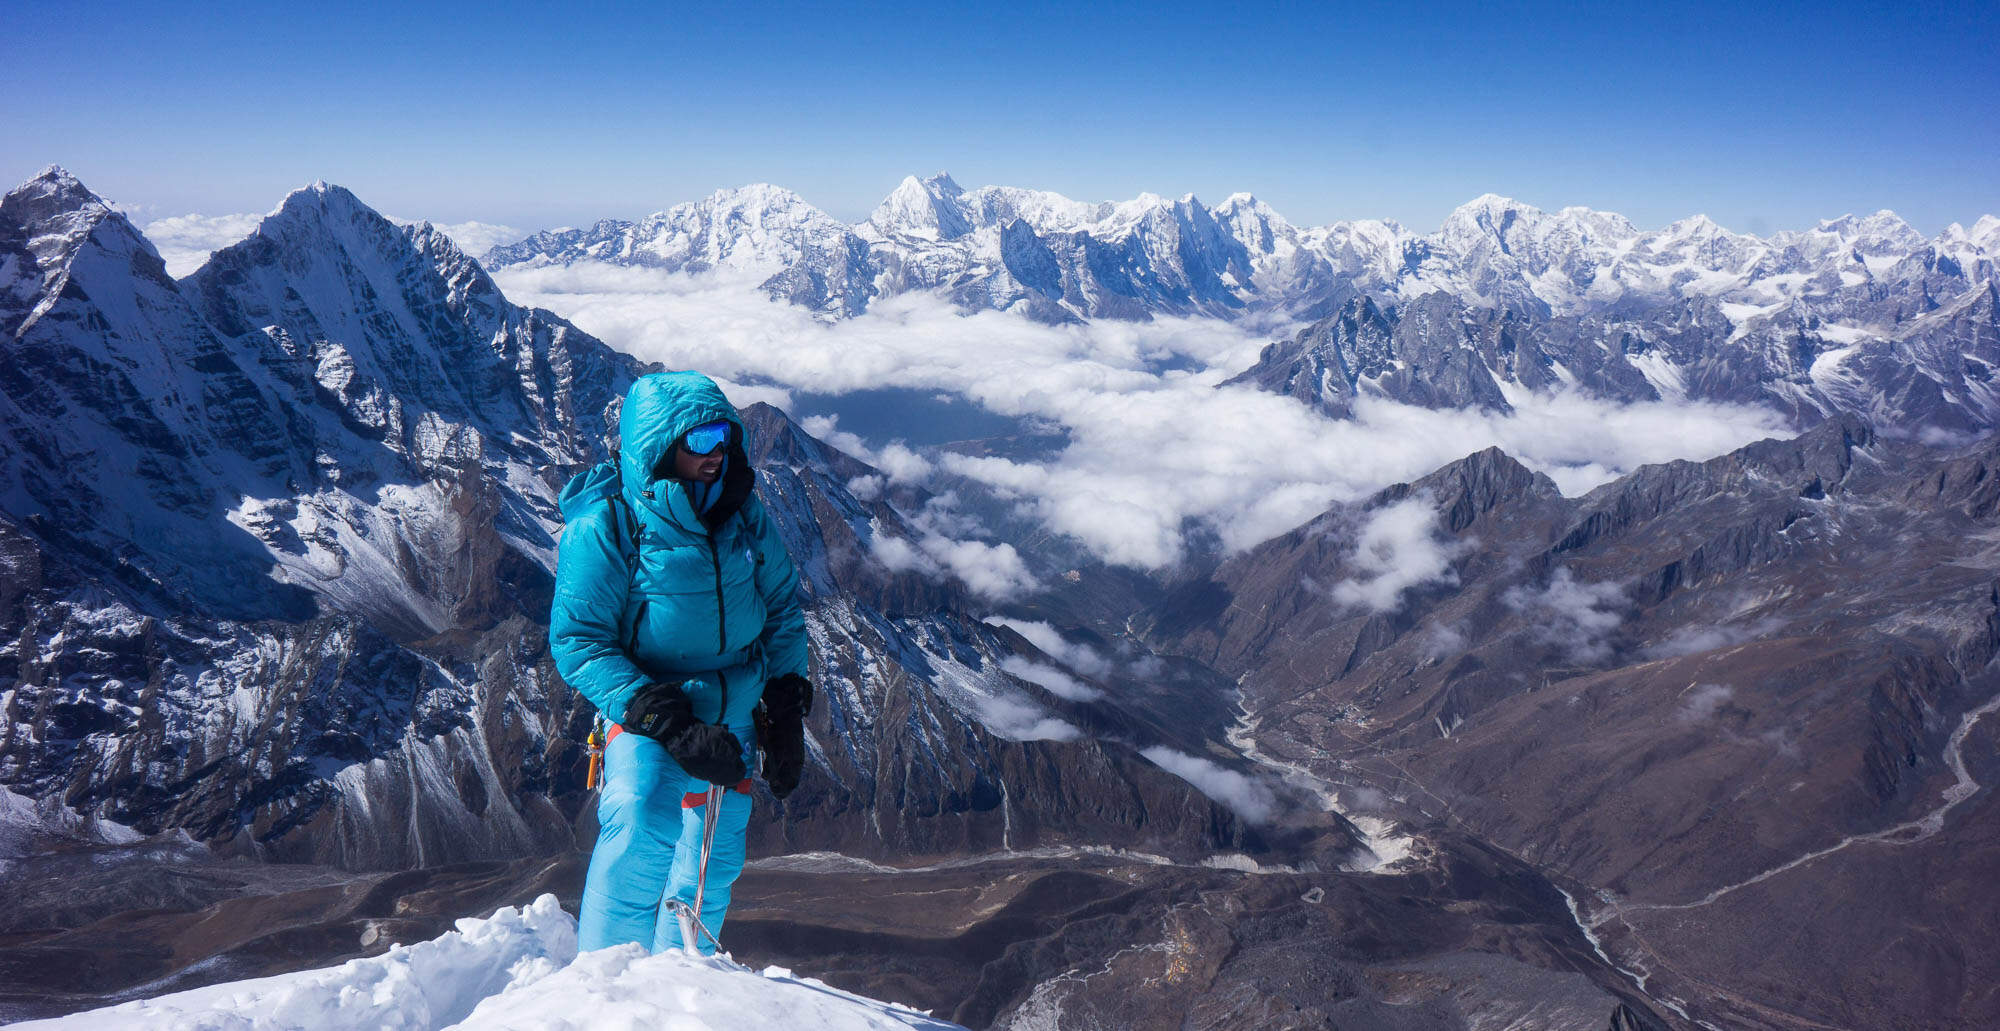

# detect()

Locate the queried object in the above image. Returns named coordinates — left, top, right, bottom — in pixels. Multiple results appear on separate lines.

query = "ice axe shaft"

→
left=674, top=782, right=726, bottom=956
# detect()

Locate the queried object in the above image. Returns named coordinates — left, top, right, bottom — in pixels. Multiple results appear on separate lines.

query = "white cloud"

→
left=986, top=618, right=1113, bottom=675
left=1421, top=623, right=1469, bottom=661
left=867, top=529, right=1037, bottom=601
left=714, top=377, right=793, bottom=413
left=1503, top=568, right=1626, bottom=664
left=999, top=657, right=1103, bottom=702
left=1643, top=617, right=1787, bottom=660
left=970, top=691, right=1080, bottom=742
left=926, top=537, right=1036, bottom=599
left=1140, top=747, right=1277, bottom=823
left=424, top=220, right=524, bottom=258
left=495, top=262, right=1795, bottom=571
left=383, top=214, right=523, bottom=258
left=869, top=534, right=933, bottom=576
left=143, top=212, right=263, bottom=276
left=1330, top=497, right=1469, bottom=612
left=845, top=474, right=884, bottom=501
left=798, top=415, right=932, bottom=483
left=1677, top=683, right=1735, bottom=722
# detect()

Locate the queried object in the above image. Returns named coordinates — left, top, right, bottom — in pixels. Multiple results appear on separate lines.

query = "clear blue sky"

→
left=5, top=0, right=1996, bottom=235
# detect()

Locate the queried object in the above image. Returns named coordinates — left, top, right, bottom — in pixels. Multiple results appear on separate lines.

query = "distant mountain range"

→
left=487, top=173, right=2000, bottom=436
left=485, top=171, right=1999, bottom=333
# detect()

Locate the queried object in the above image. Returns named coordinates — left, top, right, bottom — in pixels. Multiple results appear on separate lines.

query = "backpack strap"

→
left=600, top=447, right=642, bottom=655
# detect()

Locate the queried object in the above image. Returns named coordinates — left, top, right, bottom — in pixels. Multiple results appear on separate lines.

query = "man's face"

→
left=673, top=444, right=724, bottom=483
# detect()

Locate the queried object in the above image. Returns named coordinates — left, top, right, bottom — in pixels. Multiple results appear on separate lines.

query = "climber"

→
left=550, top=370, right=813, bottom=954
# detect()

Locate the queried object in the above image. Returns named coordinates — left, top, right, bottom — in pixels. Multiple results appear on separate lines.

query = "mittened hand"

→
left=624, top=682, right=747, bottom=785
left=666, top=722, right=748, bottom=785
left=763, top=673, right=814, bottom=722
left=757, top=675, right=813, bottom=800
left=624, top=681, right=697, bottom=740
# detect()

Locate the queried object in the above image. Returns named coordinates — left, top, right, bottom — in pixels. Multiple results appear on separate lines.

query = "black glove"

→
left=757, top=674, right=813, bottom=799
left=624, top=682, right=746, bottom=785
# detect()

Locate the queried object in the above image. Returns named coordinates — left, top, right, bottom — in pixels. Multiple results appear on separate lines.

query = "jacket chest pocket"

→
left=634, top=541, right=716, bottom=595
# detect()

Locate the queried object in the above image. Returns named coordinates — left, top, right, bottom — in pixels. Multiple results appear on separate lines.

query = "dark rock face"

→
left=1145, top=414, right=2000, bottom=1029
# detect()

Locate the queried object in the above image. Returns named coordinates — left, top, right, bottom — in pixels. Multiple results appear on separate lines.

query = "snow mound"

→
left=456, top=944, right=964, bottom=1031
left=20, top=895, right=962, bottom=1031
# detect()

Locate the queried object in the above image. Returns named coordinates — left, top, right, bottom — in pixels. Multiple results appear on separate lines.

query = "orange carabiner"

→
left=584, top=722, right=606, bottom=790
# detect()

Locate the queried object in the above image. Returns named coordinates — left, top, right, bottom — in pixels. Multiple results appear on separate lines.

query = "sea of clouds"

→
left=494, top=261, right=1795, bottom=580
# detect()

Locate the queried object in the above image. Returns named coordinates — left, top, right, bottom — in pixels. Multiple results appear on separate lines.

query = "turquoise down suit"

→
left=550, top=371, right=809, bottom=953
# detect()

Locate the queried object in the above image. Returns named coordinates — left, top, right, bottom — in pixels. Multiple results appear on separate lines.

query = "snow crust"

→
left=19, top=895, right=961, bottom=1031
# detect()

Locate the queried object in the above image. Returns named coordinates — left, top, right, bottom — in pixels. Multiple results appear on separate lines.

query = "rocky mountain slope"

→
left=1143, top=415, right=2000, bottom=1029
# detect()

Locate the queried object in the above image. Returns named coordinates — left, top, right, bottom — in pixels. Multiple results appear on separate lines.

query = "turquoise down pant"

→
left=578, top=726, right=753, bottom=954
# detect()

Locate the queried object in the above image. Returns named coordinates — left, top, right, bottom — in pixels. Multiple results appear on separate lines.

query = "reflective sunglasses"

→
left=682, top=419, right=733, bottom=455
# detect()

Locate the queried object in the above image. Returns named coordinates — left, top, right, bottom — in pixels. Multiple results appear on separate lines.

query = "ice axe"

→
left=668, top=782, right=726, bottom=956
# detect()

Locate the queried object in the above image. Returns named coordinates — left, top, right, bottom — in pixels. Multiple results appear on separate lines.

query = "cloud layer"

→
left=1503, top=568, right=1627, bottom=664
left=143, top=213, right=264, bottom=277
left=1331, top=497, right=1468, bottom=612
left=496, top=263, right=1796, bottom=571
left=1140, top=747, right=1278, bottom=823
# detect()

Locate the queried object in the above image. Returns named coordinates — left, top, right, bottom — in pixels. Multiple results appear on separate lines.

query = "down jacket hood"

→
left=618, top=371, right=742, bottom=492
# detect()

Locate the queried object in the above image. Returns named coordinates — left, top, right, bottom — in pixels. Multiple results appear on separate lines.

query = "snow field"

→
left=17, top=895, right=962, bottom=1031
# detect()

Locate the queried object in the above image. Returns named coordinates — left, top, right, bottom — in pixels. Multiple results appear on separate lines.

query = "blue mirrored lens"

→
left=683, top=420, right=732, bottom=455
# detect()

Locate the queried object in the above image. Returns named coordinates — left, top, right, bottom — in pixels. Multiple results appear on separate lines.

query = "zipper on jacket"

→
left=708, top=535, right=727, bottom=654
left=716, top=668, right=729, bottom=729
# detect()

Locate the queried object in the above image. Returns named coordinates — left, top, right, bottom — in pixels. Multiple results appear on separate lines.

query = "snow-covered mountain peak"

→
left=920, top=170, right=964, bottom=197
left=868, top=173, right=973, bottom=240
left=962, top=184, right=1108, bottom=233
left=5, top=166, right=118, bottom=236
left=1788, top=209, right=1925, bottom=256
left=1448, top=192, right=1541, bottom=224
left=1436, top=194, right=1549, bottom=257
left=693, top=182, right=824, bottom=219
left=1095, top=191, right=1180, bottom=236
left=18, top=165, right=98, bottom=206
left=1554, top=205, right=1640, bottom=238
left=1, top=168, right=166, bottom=294
left=265, top=179, right=383, bottom=229
left=234, top=180, right=423, bottom=287
left=1961, top=214, right=2000, bottom=252
left=1214, top=193, right=1299, bottom=254
left=1665, top=213, right=1727, bottom=236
